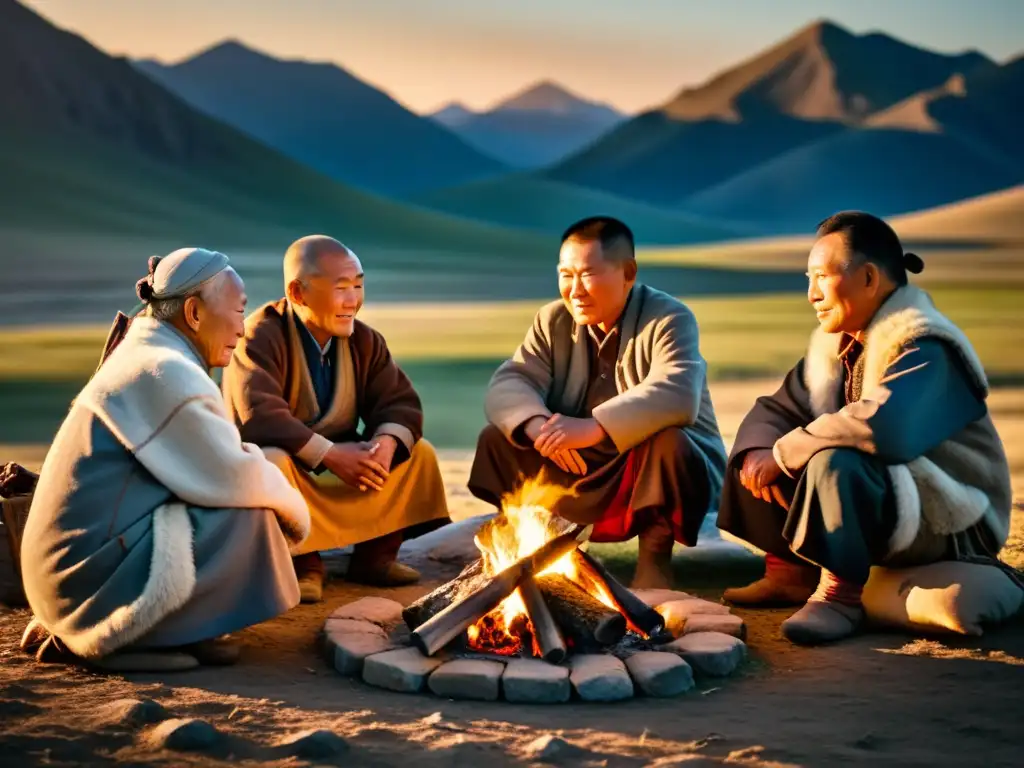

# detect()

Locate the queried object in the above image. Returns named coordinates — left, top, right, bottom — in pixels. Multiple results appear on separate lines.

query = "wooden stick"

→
left=570, top=550, right=670, bottom=641
left=519, top=577, right=567, bottom=664
left=535, top=573, right=626, bottom=651
left=411, top=524, right=590, bottom=656
left=402, top=559, right=487, bottom=632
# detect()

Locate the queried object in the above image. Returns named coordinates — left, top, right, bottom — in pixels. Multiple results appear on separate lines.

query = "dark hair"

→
left=815, top=211, right=923, bottom=286
left=561, top=216, right=635, bottom=261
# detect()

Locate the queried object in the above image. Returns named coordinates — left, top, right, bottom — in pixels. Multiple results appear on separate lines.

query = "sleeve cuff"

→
left=296, top=433, right=333, bottom=470
left=772, top=440, right=797, bottom=480
left=373, top=422, right=415, bottom=452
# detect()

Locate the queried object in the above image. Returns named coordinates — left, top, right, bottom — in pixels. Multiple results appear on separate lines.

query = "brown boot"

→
left=630, top=514, right=675, bottom=590
left=723, top=553, right=819, bottom=606
left=182, top=635, right=241, bottom=666
left=348, top=530, right=420, bottom=586
left=293, top=552, right=325, bottom=603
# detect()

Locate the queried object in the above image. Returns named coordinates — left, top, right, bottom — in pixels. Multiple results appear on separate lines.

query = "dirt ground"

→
left=2, top=379, right=1023, bottom=767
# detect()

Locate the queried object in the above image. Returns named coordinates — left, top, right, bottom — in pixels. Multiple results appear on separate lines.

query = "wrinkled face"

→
left=192, top=269, right=247, bottom=368
left=557, top=240, right=635, bottom=328
left=291, top=250, right=364, bottom=338
left=806, top=232, right=882, bottom=335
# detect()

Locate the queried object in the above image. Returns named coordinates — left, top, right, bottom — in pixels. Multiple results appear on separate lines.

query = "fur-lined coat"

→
left=730, top=285, right=1011, bottom=558
left=20, top=317, right=310, bottom=659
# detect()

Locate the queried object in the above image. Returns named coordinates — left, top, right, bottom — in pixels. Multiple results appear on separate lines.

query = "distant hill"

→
left=0, top=0, right=539, bottom=255
left=133, top=40, right=505, bottom=196
left=413, top=175, right=747, bottom=245
left=546, top=20, right=997, bottom=203
left=893, top=184, right=1024, bottom=241
left=431, top=81, right=625, bottom=168
left=681, top=57, right=1024, bottom=232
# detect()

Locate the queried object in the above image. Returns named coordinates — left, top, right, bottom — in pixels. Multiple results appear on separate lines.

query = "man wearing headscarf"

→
left=222, top=236, right=450, bottom=601
left=20, top=248, right=311, bottom=669
left=717, top=212, right=1013, bottom=645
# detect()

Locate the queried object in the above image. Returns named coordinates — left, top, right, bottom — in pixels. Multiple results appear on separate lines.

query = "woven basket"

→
left=1, top=494, right=31, bottom=606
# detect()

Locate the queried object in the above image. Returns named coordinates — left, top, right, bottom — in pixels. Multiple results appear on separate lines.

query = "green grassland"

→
left=2, top=285, right=1021, bottom=448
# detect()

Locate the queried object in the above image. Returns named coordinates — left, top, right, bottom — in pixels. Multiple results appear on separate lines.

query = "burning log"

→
left=535, top=573, right=626, bottom=651
left=411, top=524, right=591, bottom=656
left=569, top=550, right=672, bottom=642
left=519, top=578, right=567, bottom=664
left=402, top=560, right=487, bottom=632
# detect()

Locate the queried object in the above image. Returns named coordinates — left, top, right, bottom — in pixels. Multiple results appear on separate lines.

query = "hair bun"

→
left=903, top=251, right=924, bottom=274
left=147, top=255, right=162, bottom=275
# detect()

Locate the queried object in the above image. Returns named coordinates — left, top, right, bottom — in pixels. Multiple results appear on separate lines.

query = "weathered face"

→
left=806, top=232, right=883, bottom=335
left=191, top=269, right=247, bottom=368
left=291, top=250, right=364, bottom=338
left=557, top=240, right=635, bottom=328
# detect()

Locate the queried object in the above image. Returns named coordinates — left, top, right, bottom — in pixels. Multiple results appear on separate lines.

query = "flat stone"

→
left=428, top=516, right=493, bottom=564
left=428, top=659, right=504, bottom=701
left=362, top=647, right=443, bottom=693
left=324, top=618, right=386, bottom=637
left=568, top=655, right=633, bottom=702
left=502, top=659, right=571, bottom=704
left=148, top=718, right=220, bottom=752
left=631, top=588, right=693, bottom=608
left=277, top=729, right=348, bottom=759
left=624, top=652, right=694, bottom=697
left=663, top=632, right=747, bottom=677
left=682, top=613, right=746, bottom=639
left=657, top=599, right=732, bottom=637
left=522, top=734, right=591, bottom=763
left=327, top=632, right=395, bottom=677
left=96, top=698, right=170, bottom=727
left=330, top=597, right=404, bottom=627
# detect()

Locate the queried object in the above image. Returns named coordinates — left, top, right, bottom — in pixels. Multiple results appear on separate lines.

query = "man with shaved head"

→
left=223, top=235, right=450, bottom=600
left=468, top=217, right=727, bottom=589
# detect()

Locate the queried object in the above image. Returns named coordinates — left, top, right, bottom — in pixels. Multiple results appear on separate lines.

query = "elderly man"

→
left=20, top=248, right=310, bottom=669
left=223, top=235, right=449, bottom=601
left=717, top=211, right=1013, bottom=644
left=468, top=216, right=727, bottom=589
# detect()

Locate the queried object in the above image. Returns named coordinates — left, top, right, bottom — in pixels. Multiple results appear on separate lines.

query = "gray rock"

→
left=362, top=647, right=443, bottom=693
left=324, top=618, right=387, bottom=637
left=428, top=659, right=504, bottom=701
left=329, top=597, right=404, bottom=627
left=96, top=698, right=170, bottom=727
left=682, top=613, right=746, bottom=639
left=502, top=659, right=571, bottom=704
left=148, top=718, right=220, bottom=752
left=277, top=729, right=348, bottom=759
left=624, top=652, right=694, bottom=697
left=326, top=631, right=395, bottom=677
left=657, top=599, right=732, bottom=637
left=568, top=655, right=633, bottom=702
left=664, top=632, right=747, bottom=677
left=522, top=734, right=590, bottom=763
left=631, top=588, right=693, bottom=608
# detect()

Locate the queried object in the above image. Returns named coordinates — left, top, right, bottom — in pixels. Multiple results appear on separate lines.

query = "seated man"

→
left=222, top=235, right=450, bottom=601
left=20, top=248, right=311, bottom=667
left=718, top=212, right=1012, bottom=645
left=468, top=216, right=727, bottom=589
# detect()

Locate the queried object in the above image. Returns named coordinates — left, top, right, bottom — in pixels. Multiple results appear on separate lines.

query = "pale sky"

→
left=22, top=0, right=1024, bottom=114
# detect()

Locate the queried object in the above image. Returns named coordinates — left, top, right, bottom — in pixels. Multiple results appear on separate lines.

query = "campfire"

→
left=402, top=477, right=671, bottom=663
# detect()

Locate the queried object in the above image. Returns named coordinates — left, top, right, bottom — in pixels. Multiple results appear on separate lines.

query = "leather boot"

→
left=293, top=551, right=325, bottom=603
left=723, top=553, right=819, bottom=606
left=348, top=531, right=421, bottom=587
left=630, top=514, right=675, bottom=590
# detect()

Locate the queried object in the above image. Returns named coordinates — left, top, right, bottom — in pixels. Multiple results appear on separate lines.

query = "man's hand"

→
left=522, top=415, right=590, bottom=476
left=321, top=442, right=389, bottom=492
left=739, top=448, right=788, bottom=508
left=534, top=414, right=607, bottom=455
left=370, top=434, right=399, bottom=474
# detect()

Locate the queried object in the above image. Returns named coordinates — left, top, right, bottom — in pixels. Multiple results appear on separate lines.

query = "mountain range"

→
left=2, top=0, right=1021, bottom=248
left=134, top=41, right=505, bottom=196
left=429, top=81, right=625, bottom=168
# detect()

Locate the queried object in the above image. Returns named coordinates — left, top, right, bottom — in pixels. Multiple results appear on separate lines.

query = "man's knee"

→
left=805, top=448, right=874, bottom=481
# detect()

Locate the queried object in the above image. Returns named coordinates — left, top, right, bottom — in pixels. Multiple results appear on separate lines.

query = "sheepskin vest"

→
left=804, top=285, right=1012, bottom=556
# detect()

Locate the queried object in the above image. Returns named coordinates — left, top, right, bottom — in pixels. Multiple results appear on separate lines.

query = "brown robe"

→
left=222, top=299, right=449, bottom=553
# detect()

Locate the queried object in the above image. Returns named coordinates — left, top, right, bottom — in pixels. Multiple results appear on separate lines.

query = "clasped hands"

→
left=321, top=434, right=399, bottom=492
left=739, top=448, right=789, bottom=509
left=523, top=414, right=606, bottom=476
